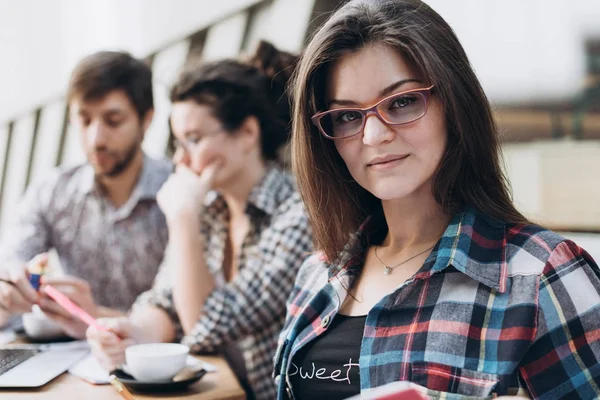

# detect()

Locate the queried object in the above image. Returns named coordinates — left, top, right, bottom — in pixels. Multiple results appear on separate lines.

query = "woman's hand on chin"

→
left=157, top=160, right=223, bottom=224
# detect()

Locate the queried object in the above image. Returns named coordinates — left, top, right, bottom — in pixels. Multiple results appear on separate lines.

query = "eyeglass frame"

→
left=169, top=126, right=227, bottom=153
left=311, top=85, right=435, bottom=140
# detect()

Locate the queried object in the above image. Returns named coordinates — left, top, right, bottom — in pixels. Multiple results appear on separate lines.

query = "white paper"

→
left=68, top=353, right=110, bottom=384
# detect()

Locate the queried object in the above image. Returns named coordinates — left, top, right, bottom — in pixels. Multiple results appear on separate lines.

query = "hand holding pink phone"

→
left=43, top=284, right=114, bottom=335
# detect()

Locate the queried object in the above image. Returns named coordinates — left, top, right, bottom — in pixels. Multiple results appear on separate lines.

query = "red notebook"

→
left=345, top=382, right=429, bottom=400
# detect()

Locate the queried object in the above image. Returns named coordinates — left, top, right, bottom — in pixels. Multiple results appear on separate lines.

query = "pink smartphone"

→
left=43, top=285, right=112, bottom=333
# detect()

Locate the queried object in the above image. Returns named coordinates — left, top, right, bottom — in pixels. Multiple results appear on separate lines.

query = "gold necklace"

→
left=374, top=245, right=435, bottom=275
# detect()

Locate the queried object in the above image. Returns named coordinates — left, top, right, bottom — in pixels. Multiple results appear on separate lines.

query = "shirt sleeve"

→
left=0, top=175, right=53, bottom=267
left=181, top=202, right=313, bottom=352
left=519, top=239, right=600, bottom=399
left=276, top=252, right=326, bottom=346
left=134, top=200, right=313, bottom=351
left=131, top=244, right=184, bottom=337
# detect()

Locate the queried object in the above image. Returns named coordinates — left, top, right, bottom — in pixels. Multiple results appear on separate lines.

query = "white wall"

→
left=0, top=0, right=263, bottom=124
left=503, top=140, right=600, bottom=230
left=0, top=0, right=322, bottom=125
left=425, top=0, right=600, bottom=104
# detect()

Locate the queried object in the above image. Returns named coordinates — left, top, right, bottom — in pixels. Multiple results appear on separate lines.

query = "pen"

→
left=0, top=276, right=43, bottom=290
left=28, top=255, right=48, bottom=290
left=109, top=374, right=135, bottom=400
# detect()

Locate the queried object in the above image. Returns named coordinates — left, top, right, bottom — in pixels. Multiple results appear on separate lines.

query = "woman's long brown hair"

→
left=291, top=0, right=528, bottom=263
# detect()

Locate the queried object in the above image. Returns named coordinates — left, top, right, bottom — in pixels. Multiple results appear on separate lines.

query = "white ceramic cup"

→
left=22, top=305, right=65, bottom=340
left=124, top=343, right=189, bottom=382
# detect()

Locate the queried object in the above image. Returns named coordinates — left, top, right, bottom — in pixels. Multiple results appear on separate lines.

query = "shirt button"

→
left=321, top=315, right=330, bottom=329
left=274, top=375, right=281, bottom=385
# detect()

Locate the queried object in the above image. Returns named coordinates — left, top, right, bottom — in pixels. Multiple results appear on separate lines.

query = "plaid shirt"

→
left=274, top=208, right=600, bottom=400
left=135, top=163, right=313, bottom=400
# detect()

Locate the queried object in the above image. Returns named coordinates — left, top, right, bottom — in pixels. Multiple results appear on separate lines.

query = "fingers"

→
left=199, top=166, right=220, bottom=188
left=41, top=308, right=86, bottom=338
left=38, top=297, right=72, bottom=319
left=0, top=281, right=35, bottom=314
left=41, top=275, right=88, bottom=289
left=176, top=158, right=223, bottom=182
left=0, top=253, right=51, bottom=313
left=98, top=317, right=134, bottom=338
left=7, top=268, right=38, bottom=304
left=38, top=276, right=96, bottom=318
left=190, top=158, right=223, bottom=182
left=41, top=307, right=74, bottom=325
left=0, top=264, right=37, bottom=313
left=157, top=176, right=177, bottom=199
left=31, top=306, right=87, bottom=339
left=87, top=322, right=136, bottom=371
left=179, top=158, right=223, bottom=193
left=174, top=163, right=192, bottom=176
left=90, top=342, right=131, bottom=372
left=201, top=158, right=224, bottom=178
left=88, top=332, right=127, bottom=371
left=40, top=276, right=92, bottom=306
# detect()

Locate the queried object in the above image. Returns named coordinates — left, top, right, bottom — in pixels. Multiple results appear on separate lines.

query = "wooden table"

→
left=0, top=343, right=246, bottom=399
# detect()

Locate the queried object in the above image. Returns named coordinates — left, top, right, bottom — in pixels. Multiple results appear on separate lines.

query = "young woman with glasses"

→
left=273, top=1, right=600, bottom=399
left=86, top=41, right=313, bottom=400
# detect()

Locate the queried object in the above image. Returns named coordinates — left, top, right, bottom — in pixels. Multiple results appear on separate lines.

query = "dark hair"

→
left=169, top=40, right=298, bottom=160
left=291, top=0, right=529, bottom=262
left=67, top=51, right=153, bottom=119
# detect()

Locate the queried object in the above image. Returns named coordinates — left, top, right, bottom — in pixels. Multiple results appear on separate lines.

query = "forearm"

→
left=168, top=218, right=215, bottom=335
left=129, top=305, right=177, bottom=343
left=96, top=306, right=126, bottom=319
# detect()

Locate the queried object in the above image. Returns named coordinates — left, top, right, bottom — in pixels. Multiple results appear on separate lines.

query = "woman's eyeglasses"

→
left=311, top=85, right=435, bottom=140
left=168, top=127, right=226, bottom=153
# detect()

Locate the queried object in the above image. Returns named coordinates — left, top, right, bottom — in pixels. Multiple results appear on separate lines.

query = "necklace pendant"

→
left=384, top=266, right=393, bottom=275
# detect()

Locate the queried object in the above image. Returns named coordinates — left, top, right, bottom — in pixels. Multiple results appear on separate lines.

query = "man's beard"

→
left=102, top=142, right=139, bottom=177
left=91, top=135, right=142, bottom=178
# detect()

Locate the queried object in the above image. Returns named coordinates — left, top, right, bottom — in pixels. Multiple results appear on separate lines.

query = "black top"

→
left=289, top=314, right=367, bottom=400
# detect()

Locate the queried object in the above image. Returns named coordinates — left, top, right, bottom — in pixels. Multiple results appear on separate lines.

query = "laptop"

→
left=0, top=344, right=88, bottom=387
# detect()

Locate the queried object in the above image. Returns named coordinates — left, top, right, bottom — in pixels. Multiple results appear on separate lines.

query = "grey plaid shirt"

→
left=0, top=154, right=171, bottom=310
left=134, top=163, right=313, bottom=400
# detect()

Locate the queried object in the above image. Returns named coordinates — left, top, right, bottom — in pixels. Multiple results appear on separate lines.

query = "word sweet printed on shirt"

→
left=288, top=359, right=360, bottom=384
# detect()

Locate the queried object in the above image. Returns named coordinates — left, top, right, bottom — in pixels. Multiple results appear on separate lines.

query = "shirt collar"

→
left=331, top=207, right=509, bottom=293
left=204, top=163, right=287, bottom=217
left=78, top=164, right=95, bottom=195
left=135, top=155, right=171, bottom=200
left=78, top=153, right=166, bottom=201
left=429, top=208, right=508, bottom=293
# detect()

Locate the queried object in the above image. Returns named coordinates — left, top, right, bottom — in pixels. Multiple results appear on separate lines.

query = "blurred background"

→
left=0, top=0, right=599, bottom=258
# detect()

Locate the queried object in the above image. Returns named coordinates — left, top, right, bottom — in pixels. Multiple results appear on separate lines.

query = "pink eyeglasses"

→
left=311, top=85, right=435, bottom=139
